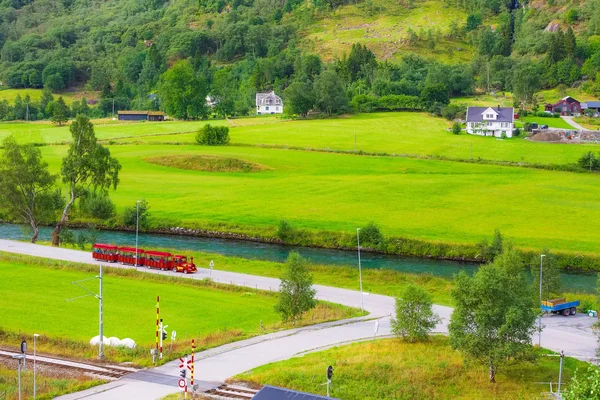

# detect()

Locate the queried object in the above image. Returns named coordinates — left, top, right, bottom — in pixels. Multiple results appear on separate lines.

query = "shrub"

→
left=441, top=104, right=466, bottom=121
left=578, top=151, right=600, bottom=171
left=122, top=199, right=150, bottom=228
left=563, top=366, right=600, bottom=400
left=196, top=124, right=230, bottom=145
left=358, top=221, right=385, bottom=249
left=513, top=128, right=521, bottom=137
left=452, top=122, right=461, bottom=135
left=275, top=252, right=316, bottom=324
left=276, top=220, right=296, bottom=241
left=79, top=191, right=116, bottom=219
left=350, top=94, right=378, bottom=113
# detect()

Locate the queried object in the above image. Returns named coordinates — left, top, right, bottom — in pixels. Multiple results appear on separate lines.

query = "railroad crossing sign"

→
left=179, top=357, right=192, bottom=370
left=178, top=379, right=186, bottom=389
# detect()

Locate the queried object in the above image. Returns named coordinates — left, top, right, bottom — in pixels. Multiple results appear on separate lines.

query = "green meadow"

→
left=35, top=143, right=600, bottom=255
left=112, top=113, right=600, bottom=166
left=236, top=337, right=586, bottom=400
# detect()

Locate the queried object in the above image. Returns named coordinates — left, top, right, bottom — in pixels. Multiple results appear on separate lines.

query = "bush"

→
left=578, top=151, right=600, bottom=171
left=122, top=199, right=150, bottom=228
left=452, top=122, right=461, bottom=135
left=196, top=124, right=230, bottom=145
left=358, top=221, right=385, bottom=249
left=441, top=104, right=466, bottom=121
left=276, top=220, right=296, bottom=241
left=350, top=94, right=378, bottom=113
left=535, top=111, right=549, bottom=117
left=513, top=128, right=521, bottom=137
left=79, top=191, right=116, bottom=219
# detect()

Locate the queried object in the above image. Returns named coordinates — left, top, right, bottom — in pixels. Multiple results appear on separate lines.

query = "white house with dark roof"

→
left=256, top=91, right=283, bottom=115
left=466, top=106, right=515, bottom=137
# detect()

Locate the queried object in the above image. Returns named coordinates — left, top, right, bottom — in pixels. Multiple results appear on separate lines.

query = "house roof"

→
left=256, top=91, right=282, bottom=106
left=582, top=101, right=600, bottom=109
left=466, top=106, right=514, bottom=123
left=252, top=385, right=335, bottom=400
left=117, top=110, right=165, bottom=116
left=561, top=96, right=579, bottom=104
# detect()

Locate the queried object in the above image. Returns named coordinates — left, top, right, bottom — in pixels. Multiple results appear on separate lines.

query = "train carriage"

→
left=118, top=246, right=145, bottom=266
left=92, top=244, right=118, bottom=262
left=144, top=250, right=173, bottom=271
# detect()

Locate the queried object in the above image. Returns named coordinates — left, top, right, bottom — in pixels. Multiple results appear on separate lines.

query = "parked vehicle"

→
left=92, top=244, right=118, bottom=262
left=91, top=244, right=196, bottom=274
left=539, top=124, right=549, bottom=129
left=541, top=298, right=580, bottom=316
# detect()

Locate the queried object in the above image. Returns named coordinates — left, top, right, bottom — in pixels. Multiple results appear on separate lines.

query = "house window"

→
left=487, top=121, right=492, bottom=126
left=276, top=107, right=279, bottom=111
left=266, top=106, right=269, bottom=111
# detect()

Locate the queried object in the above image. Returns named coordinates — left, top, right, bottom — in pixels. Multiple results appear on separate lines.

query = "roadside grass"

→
left=35, top=143, right=600, bottom=255
left=574, top=116, right=600, bottom=131
left=0, top=252, right=361, bottom=366
left=0, top=364, right=101, bottom=400
left=299, top=0, right=473, bottom=63
left=0, top=88, right=78, bottom=105
left=520, top=115, right=575, bottom=130
left=234, top=336, right=588, bottom=400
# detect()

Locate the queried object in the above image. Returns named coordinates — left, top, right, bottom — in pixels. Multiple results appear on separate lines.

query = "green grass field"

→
left=0, top=88, right=85, bottom=105
left=520, top=115, right=575, bottom=130
left=236, top=337, right=586, bottom=400
left=34, top=143, right=600, bottom=255
left=112, top=113, right=600, bottom=166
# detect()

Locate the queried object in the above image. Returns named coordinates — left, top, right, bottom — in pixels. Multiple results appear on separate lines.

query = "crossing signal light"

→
left=327, top=365, right=334, bottom=380
left=162, top=332, right=167, bottom=340
left=180, top=369, right=186, bottom=378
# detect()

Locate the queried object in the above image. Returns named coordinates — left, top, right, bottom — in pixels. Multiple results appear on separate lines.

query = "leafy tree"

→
left=420, top=83, right=449, bottom=110
left=48, top=97, right=69, bottom=125
left=466, top=13, right=482, bottom=31
left=563, top=366, right=600, bottom=400
left=79, top=191, right=116, bottom=220
left=512, top=61, right=541, bottom=108
left=52, top=115, right=121, bottom=246
left=158, top=60, right=209, bottom=120
left=391, top=285, right=440, bottom=342
left=71, top=98, right=90, bottom=117
left=313, top=70, right=348, bottom=115
left=530, top=250, right=561, bottom=301
left=275, top=251, right=317, bottom=324
left=122, top=199, right=150, bottom=228
left=195, top=124, right=230, bottom=145
left=0, top=136, right=57, bottom=242
left=40, top=88, right=54, bottom=117
left=283, top=81, right=314, bottom=117
left=449, top=247, right=537, bottom=383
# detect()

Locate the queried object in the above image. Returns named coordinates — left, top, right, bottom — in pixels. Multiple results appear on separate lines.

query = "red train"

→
left=92, top=244, right=197, bottom=274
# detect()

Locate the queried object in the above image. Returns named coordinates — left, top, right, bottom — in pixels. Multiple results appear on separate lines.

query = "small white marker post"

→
left=209, top=260, right=214, bottom=279
left=373, top=320, right=379, bottom=340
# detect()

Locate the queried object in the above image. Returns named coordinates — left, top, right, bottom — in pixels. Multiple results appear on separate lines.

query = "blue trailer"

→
left=541, top=300, right=580, bottom=316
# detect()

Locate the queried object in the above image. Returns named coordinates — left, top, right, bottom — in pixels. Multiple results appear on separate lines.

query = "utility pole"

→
left=356, top=228, right=363, bottom=312
left=33, top=333, right=40, bottom=399
left=112, top=98, right=115, bottom=119
left=539, top=254, right=545, bottom=347
left=66, top=265, right=104, bottom=359
left=135, top=200, right=140, bottom=269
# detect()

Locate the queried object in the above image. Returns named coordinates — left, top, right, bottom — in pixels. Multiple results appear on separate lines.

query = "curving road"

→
left=0, top=239, right=596, bottom=399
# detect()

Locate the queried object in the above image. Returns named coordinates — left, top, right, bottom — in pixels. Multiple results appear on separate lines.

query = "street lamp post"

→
left=12, top=354, right=25, bottom=400
left=356, top=228, right=363, bottom=312
left=538, top=254, right=546, bottom=347
left=135, top=200, right=140, bottom=269
left=33, top=333, right=40, bottom=400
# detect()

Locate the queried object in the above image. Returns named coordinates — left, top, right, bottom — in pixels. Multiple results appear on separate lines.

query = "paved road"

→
left=0, top=239, right=596, bottom=399
left=561, top=116, right=586, bottom=131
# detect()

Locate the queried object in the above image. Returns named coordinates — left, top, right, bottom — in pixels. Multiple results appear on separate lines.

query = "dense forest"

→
left=0, top=0, right=599, bottom=120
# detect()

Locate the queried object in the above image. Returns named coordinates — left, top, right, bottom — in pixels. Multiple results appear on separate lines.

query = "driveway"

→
left=0, top=239, right=596, bottom=399
left=561, top=116, right=586, bottom=131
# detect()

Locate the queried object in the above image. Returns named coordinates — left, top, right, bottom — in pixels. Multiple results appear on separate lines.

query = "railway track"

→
left=204, top=384, right=259, bottom=399
left=0, top=349, right=137, bottom=381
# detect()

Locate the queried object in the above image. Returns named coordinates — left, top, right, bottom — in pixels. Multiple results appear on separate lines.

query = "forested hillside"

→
left=0, top=0, right=599, bottom=120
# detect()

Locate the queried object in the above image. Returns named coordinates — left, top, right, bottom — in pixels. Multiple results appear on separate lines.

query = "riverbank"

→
left=7, top=219, right=600, bottom=273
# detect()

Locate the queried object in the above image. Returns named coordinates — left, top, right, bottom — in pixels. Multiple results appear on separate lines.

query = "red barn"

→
left=544, top=96, right=581, bottom=116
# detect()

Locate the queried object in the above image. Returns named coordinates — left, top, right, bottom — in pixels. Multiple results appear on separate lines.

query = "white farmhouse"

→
left=466, top=106, right=515, bottom=138
left=256, top=91, right=283, bottom=115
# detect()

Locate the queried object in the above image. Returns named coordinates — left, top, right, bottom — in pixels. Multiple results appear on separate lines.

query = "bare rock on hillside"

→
left=545, top=22, right=561, bottom=32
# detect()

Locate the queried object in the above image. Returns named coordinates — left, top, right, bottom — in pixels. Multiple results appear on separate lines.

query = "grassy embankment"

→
left=0, top=252, right=361, bottom=366
left=0, top=364, right=101, bottom=400
left=0, top=88, right=79, bottom=105
left=235, top=337, right=588, bottom=400
left=519, top=115, right=575, bottom=130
